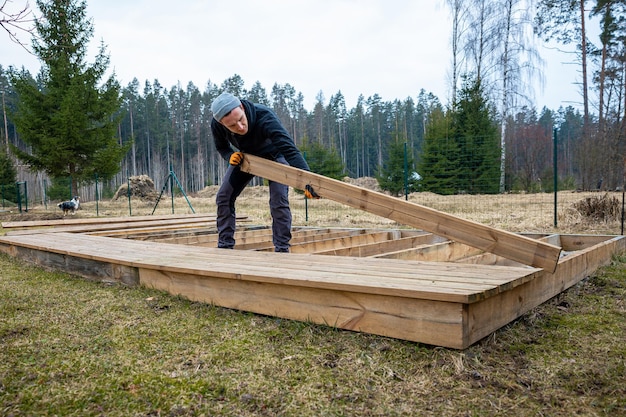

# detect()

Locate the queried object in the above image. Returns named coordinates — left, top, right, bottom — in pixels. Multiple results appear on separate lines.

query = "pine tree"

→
left=9, top=0, right=129, bottom=195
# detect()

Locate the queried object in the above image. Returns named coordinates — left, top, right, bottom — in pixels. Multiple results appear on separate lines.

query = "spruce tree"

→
left=301, top=142, right=345, bottom=180
left=452, top=77, right=500, bottom=194
left=9, top=0, right=129, bottom=195
left=377, top=141, right=418, bottom=197
left=417, top=108, right=461, bottom=195
left=0, top=149, right=17, bottom=201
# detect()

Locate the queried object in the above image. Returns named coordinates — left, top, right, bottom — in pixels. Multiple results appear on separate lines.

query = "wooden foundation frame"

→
left=1, top=214, right=623, bottom=349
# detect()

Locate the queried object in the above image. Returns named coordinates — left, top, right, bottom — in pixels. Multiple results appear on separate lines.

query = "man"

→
left=210, top=92, right=318, bottom=252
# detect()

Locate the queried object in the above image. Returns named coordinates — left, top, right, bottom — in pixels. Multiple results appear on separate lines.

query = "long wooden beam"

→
left=240, top=154, right=562, bottom=271
left=1, top=213, right=212, bottom=230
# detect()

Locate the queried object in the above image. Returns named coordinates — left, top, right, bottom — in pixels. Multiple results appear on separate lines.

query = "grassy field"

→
left=1, top=190, right=625, bottom=416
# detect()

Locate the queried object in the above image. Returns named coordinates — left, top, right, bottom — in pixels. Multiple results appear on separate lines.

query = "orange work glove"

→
left=229, top=151, right=244, bottom=166
left=304, top=184, right=320, bottom=199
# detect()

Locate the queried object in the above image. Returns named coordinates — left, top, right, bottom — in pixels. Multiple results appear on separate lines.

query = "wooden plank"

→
left=311, top=234, right=447, bottom=257
left=139, top=268, right=468, bottom=348
left=291, top=228, right=371, bottom=243
left=251, top=230, right=421, bottom=253
left=165, top=225, right=360, bottom=247
left=156, top=226, right=326, bottom=246
left=559, top=234, right=618, bottom=251
left=6, top=245, right=140, bottom=285
left=372, top=240, right=485, bottom=262
left=5, top=215, right=219, bottom=235
left=194, top=228, right=380, bottom=251
left=98, top=227, right=217, bottom=241
left=1, top=213, right=215, bottom=229
left=240, top=154, right=562, bottom=271
left=87, top=223, right=217, bottom=238
left=151, top=225, right=265, bottom=244
left=288, top=231, right=392, bottom=254
left=454, top=253, right=523, bottom=267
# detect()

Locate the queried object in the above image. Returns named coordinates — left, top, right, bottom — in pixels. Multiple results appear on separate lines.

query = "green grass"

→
left=1, top=252, right=625, bottom=417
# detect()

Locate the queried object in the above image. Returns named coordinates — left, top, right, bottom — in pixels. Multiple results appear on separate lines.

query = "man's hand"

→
left=304, top=184, right=320, bottom=199
left=229, top=151, right=244, bottom=166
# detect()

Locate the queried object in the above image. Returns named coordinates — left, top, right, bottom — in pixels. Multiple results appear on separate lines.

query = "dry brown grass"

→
left=2, top=187, right=623, bottom=236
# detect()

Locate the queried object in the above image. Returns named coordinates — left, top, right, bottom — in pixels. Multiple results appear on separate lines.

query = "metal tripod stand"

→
left=151, top=167, right=195, bottom=215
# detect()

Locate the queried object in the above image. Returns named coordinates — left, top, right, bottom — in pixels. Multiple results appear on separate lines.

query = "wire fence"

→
left=2, top=171, right=625, bottom=236
left=290, top=189, right=625, bottom=236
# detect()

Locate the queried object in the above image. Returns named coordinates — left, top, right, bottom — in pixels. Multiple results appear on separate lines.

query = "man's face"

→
left=220, top=105, right=248, bottom=135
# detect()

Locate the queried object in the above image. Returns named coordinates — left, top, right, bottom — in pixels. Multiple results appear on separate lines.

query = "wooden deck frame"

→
left=1, top=218, right=623, bottom=349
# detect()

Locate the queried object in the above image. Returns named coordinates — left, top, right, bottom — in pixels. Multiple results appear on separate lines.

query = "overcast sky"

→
left=1, top=0, right=587, bottom=112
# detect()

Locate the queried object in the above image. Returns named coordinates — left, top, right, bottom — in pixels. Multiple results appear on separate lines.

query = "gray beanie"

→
left=211, top=92, right=241, bottom=121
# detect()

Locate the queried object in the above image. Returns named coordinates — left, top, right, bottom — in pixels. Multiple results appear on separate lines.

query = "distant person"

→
left=210, top=92, right=318, bottom=252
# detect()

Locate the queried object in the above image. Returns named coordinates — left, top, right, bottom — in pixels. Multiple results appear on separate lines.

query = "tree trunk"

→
left=580, top=0, right=589, bottom=127
left=2, top=91, right=9, bottom=154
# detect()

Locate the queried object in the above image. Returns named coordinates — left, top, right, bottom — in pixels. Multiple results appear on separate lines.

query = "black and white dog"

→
left=58, top=196, right=80, bottom=216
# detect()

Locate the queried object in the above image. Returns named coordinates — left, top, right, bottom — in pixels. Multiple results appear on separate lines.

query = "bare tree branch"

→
left=1, top=0, right=35, bottom=53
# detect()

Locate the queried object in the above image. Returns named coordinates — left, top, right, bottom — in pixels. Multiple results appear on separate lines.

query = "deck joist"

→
left=1, top=215, right=623, bottom=349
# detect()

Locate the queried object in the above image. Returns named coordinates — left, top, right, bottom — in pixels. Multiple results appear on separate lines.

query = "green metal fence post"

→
left=127, top=172, right=132, bottom=216
left=169, top=165, right=174, bottom=214
left=553, top=127, right=558, bottom=228
left=95, top=173, right=99, bottom=216
left=404, top=142, right=409, bottom=201
left=16, top=182, right=22, bottom=213
left=43, top=179, right=47, bottom=210
left=304, top=151, right=309, bottom=222
left=24, top=181, right=28, bottom=212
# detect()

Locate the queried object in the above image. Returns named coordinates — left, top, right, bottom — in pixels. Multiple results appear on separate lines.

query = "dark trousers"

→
left=216, top=156, right=292, bottom=252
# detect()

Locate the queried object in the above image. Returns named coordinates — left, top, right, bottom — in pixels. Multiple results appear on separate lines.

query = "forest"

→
left=0, top=0, right=625, bottom=200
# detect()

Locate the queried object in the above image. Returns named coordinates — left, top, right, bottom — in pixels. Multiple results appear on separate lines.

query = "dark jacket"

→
left=211, top=100, right=310, bottom=171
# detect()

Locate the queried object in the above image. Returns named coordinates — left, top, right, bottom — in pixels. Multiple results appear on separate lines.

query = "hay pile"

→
left=113, top=175, right=159, bottom=202
left=342, top=176, right=381, bottom=192
left=571, top=193, right=622, bottom=221
left=196, top=185, right=219, bottom=199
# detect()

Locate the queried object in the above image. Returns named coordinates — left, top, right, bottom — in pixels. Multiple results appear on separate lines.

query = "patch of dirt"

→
left=0, top=209, right=67, bottom=222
